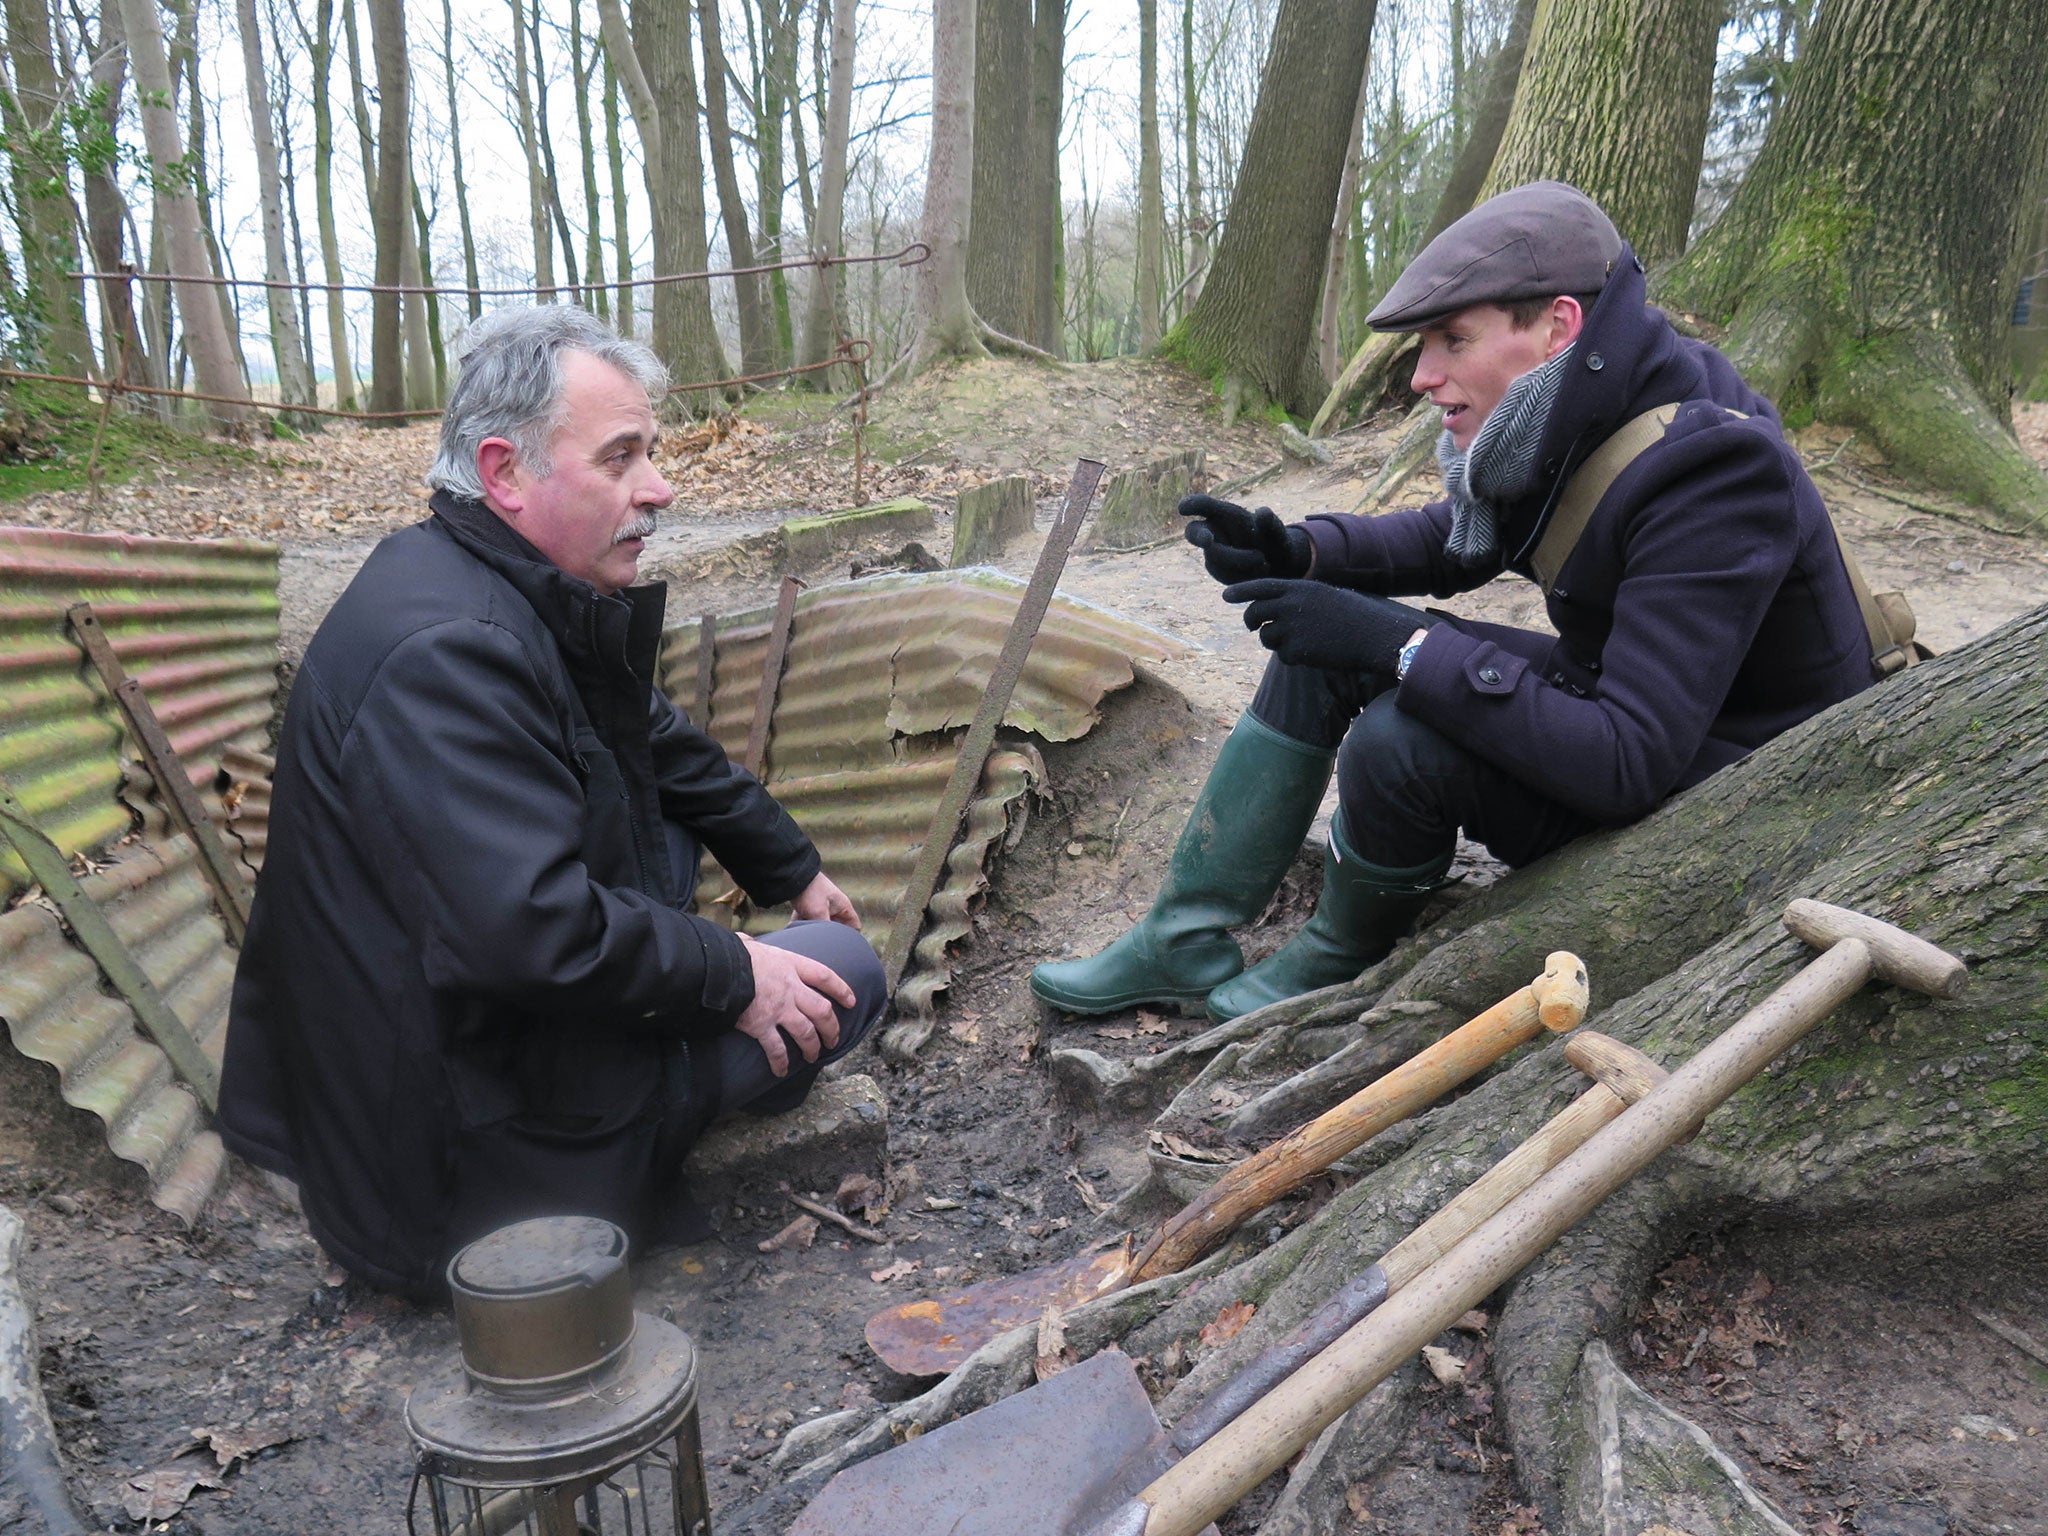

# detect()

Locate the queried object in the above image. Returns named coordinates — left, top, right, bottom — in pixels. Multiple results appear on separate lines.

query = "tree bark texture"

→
left=2, top=0, right=92, bottom=373
left=1661, top=0, right=2048, bottom=535
left=569, top=0, right=609, bottom=320
left=1479, top=0, right=1721, bottom=263
left=1418, top=0, right=1536, bottom=248
left=305, top=0, right=357, bottom=406
left=235, top=0, right=318, bottom=412
left=603, top=50, right=634, bottom=337
left=797, top=0, right=856, bottom=378
left=77, top=0, right=160, bottom=399
left=753, top=0, right=800, bottom=363
left=1137, top=0, right=1165, bottom=352
left=365, top=0, right=409, bottom=414
left=1026, top=0, right=1062, bottom=353
left=1180, top=0, right=1205, bottom=312
left=1317, top=69, right=1369, bottom=383
left=697, top=0, right=772, bottom=372
left=113, top=0, right=251, bottom=427
left=966, top=0, right=1035, bottom=342
left=1167, top=0, right=1379, bottom=419
left=632, top=0, right=729, bottom=395
left=509, top=0, right=554, bottom=293
left=909, top=0, right=985, bottom=367
left=743, top=602, right=2048, bottom=1536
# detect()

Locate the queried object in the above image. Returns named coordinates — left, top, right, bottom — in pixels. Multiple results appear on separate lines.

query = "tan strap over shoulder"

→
left=1529, top=403, right=1680, bottom=594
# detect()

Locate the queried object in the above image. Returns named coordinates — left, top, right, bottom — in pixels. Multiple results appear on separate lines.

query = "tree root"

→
left=0, top=1208, right=93, bottom=1536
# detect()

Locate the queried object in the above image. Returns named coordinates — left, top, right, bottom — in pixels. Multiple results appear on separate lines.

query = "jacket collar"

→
left=428, top=490, right=669, bottom=683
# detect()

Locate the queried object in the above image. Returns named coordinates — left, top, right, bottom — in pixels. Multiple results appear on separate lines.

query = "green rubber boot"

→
left=1029, top=713, right=1335, bottom=1015
left=1204, top=811, right=1450, bottom=1023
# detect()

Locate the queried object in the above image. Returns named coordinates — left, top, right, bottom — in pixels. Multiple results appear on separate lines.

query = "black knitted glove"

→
left=1180, top=494, right=1312, bottom=583
left=1222, top=580, right=1435, bottom=675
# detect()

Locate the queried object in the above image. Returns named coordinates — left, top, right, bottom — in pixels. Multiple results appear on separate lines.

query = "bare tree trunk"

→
left=1168, top=0, right=1380, bottom=419
left=1417, top=0, right=1535, bottom=247
left=76, top=0, right=160, bottom=402
left=753, top=0, right=801, bottom=363
left=298, top=0, right=357, bottom=408
left=569, top=0, right=609, bottom=320
left=236, top=0, right=317, bottom=413
left=365, top=0, right=409, bottom=415
left=509, top=0, right=555, bottom=294
left=113, top=0, right=251, bottom=427
left=407, top=183, right=444, bottom=403
left=908, top=0, right=985, bottom=367
left=698, top=0, right=772, bottom=371
left=603, top=46, right=634, bottom=336
left=529, top=0, right=584, bottom=304
left=1480, top=0, right=1720, bottom=262
left=1026, top=0, right=1062, bottom=353
left=1318, top=67, right=1368, bottom=383
left=1661, top=0, right=2048, bottom=534
left=966, top=0, right=1034, bottom=342
left=1136, top=0, right=1164, bottom=351
left=441, top=0, right=482, bottom=320
left=797, top=0, right=855, bottom=379
left=177, top=2, right=252, bottom=383
left=629, top=0, right=729, bottom=395
left=2, top=0, right=91, bottom=373
left=1180, top=0, right=1205, bottom=314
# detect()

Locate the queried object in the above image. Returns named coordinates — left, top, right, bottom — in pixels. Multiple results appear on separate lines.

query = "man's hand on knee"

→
left=790, top=871, right=861, bottom=929
left=736, top=937, right=857, bottom=1076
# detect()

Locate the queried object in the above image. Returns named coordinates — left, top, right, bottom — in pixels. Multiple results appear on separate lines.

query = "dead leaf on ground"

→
left=758, top=1214, right=820, bottom=1253
left=1200, top=1300, right=1256, bottom=1348
left=1150, top=1129, right=1246, bottom=1164
left=834, top=1172, right=887, bottom=1222
left=1345, top=1483, right=1372, bottom=1524
left=869, top=1258, right=921, bottom=1284
left=1135, top=1011, right=1170, bottom=1035
left=1096, top=1026, right=1136, bottom=1040
left=1496, top=1504, right=1546, bottom=1536
left=1066, top=1168, right=1111, bottom=1216
left=1035, top=1304, right=1076, bottom=1381
left=194, top=1422, right=299, bottom=1472
left=122, top=1459, right=228, bottom=1523
left=1421, top=1344, right=1466, bottom=1384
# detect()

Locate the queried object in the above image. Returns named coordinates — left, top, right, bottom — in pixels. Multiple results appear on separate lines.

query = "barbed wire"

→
left=65, top=243, right=930, bottom=300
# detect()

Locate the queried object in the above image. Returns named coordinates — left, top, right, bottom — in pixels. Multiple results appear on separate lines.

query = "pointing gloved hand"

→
left=1223, top=579, right=1436, bottom=675
left=1181, top=494, right=1312, bottom=583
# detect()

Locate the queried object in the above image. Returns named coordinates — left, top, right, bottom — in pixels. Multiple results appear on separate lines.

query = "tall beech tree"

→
left=1167, top=0, right=1381, bottom=419
left=114, top=0, right=251, bottom=427
left=236, top=0, right=318, bottom=414
left=1136, top=0, right=1165, bottom=351
left=2, top=0, right=91, bottom=372
left=1480, top=0, right=1722, bottom=262
left=966, top=0, right=1062, bottom=352
left=797, top=0, right=856, bottom=379
left=1661, top=0, right=2048, bottom=533
left=365, top=0, right=410, bottom=413
left=697, top=0, right=772, bottom=372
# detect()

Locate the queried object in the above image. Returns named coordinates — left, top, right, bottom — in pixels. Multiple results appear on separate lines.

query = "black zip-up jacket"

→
left=219, top=494, right=819, bottom=1296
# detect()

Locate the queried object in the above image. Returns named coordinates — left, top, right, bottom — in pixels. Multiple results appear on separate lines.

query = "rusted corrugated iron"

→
left=215, top=744, right=274, bottom=880
left=0, top=833, right=230, bottom=1223
left=0, top=527, right=279, bottom=899
left=662, top=569, right=1186, bottom=1019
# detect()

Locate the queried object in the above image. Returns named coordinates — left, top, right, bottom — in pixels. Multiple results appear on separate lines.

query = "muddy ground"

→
left=2, top=359, right=2047, bottom=1535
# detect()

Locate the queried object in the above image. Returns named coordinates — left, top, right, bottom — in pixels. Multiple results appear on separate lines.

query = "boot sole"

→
left=1029, top=975, right=1219, bottom=1018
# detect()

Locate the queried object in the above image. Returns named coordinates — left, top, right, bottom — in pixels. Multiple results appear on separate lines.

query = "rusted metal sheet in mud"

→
left=788, top=1350, right=1199, bottom=1536
left=660, top=569, right=1185, bottom=773
left=660, top=570, right=1184, bottom=1016
left=0, top=835, right=231, bottom=1223
left=213, top=744, right=274, bottom=879
left=864, top=1246, right=1132, bottom=1380
left=0, top=527, right=279, bottom=898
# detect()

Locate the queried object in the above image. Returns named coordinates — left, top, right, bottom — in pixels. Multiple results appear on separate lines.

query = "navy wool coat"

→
left=1302, top=254, right=1874, bottom=823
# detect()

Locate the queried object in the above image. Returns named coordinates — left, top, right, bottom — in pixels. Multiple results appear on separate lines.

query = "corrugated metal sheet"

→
left=661, top=569, right=1187, bottom=1022
left=215, top=744, right=274, bottom=879
left=0, top=527, right=280, bottom=897
left=0, top=833, right=230, bottom=1223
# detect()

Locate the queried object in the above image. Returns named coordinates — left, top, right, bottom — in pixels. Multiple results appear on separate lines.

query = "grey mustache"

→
left=614, top=513, right=659, bottom=544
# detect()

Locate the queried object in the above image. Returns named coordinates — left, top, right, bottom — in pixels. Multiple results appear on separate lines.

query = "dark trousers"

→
left=700, top=918, right=888, bottom=1116
left=1249, top=654, right=1593, bottom=870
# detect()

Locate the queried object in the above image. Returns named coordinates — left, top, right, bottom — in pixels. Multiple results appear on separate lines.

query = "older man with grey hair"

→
left=220, top=306, right=884, bottom=1299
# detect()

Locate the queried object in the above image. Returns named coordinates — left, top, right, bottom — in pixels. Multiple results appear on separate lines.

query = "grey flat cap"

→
left=1367, top=180, right=1622, bottom=331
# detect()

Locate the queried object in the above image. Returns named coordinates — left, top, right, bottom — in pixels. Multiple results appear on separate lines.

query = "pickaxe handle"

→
left=1116, top=901, right=1963, bottom=1536
left=1128, top=952, right=1590, bottom=1283
left=1163, top=1031, right=1664, bottom=1456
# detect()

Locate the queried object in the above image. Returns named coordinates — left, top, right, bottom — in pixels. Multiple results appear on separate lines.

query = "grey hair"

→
left=426, top=305, right=670, bottom=500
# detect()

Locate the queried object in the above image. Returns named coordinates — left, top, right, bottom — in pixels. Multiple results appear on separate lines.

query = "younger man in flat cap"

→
left=1033, top=180, right=1875, bottom=1022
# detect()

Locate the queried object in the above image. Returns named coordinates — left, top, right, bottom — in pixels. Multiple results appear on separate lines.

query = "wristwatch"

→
left=1395, top=632, right=1426, bottom=681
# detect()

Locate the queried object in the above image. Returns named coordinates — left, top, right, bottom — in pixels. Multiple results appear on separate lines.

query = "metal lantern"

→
left=405, top=1216, right=712, bottom=1536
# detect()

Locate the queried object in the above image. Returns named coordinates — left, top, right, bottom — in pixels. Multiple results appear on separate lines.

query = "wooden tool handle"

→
left=1129, top=953, right=1589, bottom=1283
left=1129, top=909, right=1954, bottom=1536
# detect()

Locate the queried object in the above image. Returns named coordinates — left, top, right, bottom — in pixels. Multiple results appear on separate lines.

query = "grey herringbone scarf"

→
left=1435, top=343, right=1575, bottom=567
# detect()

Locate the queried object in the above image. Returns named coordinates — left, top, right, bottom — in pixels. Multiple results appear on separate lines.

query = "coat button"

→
left=1478, top=666, right=1502, bottom=685
left=1587, top=353, right=1604, bottom=371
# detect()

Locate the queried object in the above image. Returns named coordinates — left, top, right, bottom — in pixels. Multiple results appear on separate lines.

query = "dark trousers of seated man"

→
left=1030, top=653, right=1591, bottom=1023
left=450, top=919, right=888, bottom=1256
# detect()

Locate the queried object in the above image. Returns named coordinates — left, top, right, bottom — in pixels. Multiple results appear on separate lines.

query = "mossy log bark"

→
left=756, top=605, right=2048, bottom=1534
left=1165, top=0, right=1379, bottom=421
left=1659, top=0, right=2048, bottom=535
left=1479, top=0, right=1721, bottom=262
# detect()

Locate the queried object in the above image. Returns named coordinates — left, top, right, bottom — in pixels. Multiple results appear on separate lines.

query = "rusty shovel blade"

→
left=788, top=1350, right=1217, bottom=1536
left=864, top=1246, right=1131, bottom=1377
